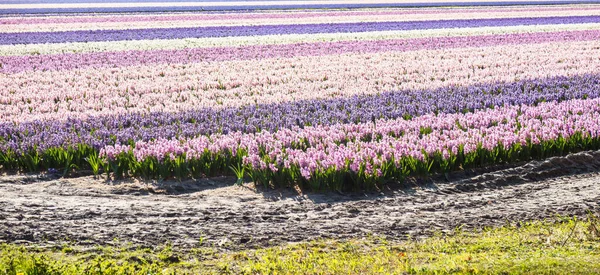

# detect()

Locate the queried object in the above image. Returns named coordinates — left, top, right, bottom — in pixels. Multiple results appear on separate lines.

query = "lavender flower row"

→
left=1, top=73, right=598, bottom=156
left=3, top=15, right=599, bottom=45
left=99, top=97, right=600, bottom=188
left=2, top=29, right=598, bottom=74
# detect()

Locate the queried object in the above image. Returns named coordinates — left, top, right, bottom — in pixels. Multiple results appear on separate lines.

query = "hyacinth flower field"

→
left=4, top=1, right=600, bottom=273
left=2, top=2, right=600, bottom=191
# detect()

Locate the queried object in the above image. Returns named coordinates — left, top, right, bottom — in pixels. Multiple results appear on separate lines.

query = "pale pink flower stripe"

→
left=3, top=6, right=598, bottom=25
left=101, top=98, right=600, bottom=180
left=5, top=8, right=600, bottom=33
left=2, top=30, right=599, bottom=74
left=2, top=39, right=599, bottom=124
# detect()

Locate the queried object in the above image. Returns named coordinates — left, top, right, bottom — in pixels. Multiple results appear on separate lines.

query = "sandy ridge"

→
left=0, top=150, right=599, bottom=250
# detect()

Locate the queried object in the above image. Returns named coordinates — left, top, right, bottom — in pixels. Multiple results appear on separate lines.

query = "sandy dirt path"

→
left=1, top=151, right=600, bottom=251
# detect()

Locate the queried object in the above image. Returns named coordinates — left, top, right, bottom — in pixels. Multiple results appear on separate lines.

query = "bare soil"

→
left=1, top=151, right=600, bottom=251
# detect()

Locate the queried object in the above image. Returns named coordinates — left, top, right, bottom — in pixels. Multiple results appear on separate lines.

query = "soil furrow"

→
left=1, top=150, right=599, bottom=250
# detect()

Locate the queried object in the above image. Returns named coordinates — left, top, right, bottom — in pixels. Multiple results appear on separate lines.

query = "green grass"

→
left=2, top=214, right=600, bottom=274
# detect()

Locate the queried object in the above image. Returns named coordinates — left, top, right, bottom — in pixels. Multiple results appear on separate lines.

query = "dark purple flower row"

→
left=2, top=30, right=599, bottom=74
left=1, top=73, right=599, bottom=155
left=2, top=15, right=599, bottom=45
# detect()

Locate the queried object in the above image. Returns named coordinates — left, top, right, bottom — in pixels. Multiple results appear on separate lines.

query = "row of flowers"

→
left=3, top=24, right=597, bottom=57
left=5, top=8, right=599, bottom=33
left=4, top=29, right=598, bottom=73
left=2, top=97, right=598, bottom=190
left=3, top=15, right=599, bottom=45
left=1, top=74, right=598, bottom=172
left=4, top=1, right=594, bottom=14
left=5, top=6, right=594, bottom=25
left=2, top=37, right=599, bottom=123
left=95, top=97, right=600, bottom=189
